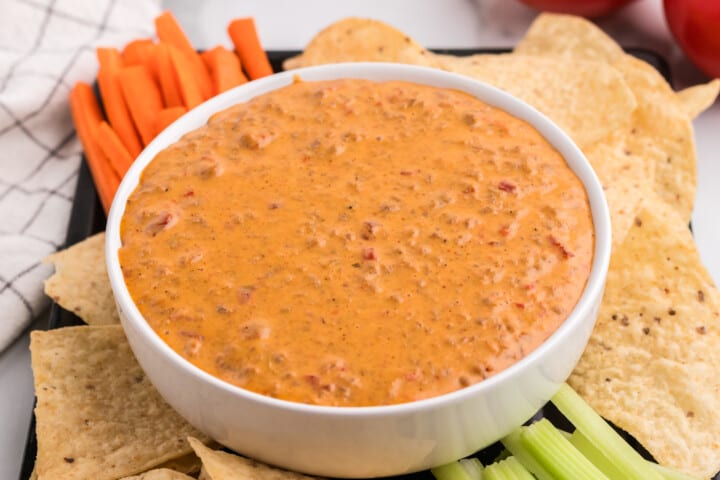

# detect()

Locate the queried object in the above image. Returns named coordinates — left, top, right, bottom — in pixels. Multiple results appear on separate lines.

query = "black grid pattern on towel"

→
left=0, top=0, right=156, bottom=343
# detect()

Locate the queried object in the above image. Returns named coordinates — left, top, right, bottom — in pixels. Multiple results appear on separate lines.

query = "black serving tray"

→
left=21, top=48, right=696, bottom=480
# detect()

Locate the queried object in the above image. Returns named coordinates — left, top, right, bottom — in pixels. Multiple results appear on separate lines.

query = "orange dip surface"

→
left=119, top=78, right=594, bottom=407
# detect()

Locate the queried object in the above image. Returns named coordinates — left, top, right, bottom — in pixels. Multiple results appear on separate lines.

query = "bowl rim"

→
left=105, top=62, right=612, bottom=416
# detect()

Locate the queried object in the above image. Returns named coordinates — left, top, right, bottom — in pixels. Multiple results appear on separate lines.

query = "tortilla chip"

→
left=154, top=452, right=202, bottom=475
left=582, top=129, right=654, bottom=245
left=433, top=53, right=636, bottom=148
left=283, top=18, right=437, bottom=71
left=43, top=232, right=119, bottom=325
left=515, top=13, right=701, bottom=224
left=31, top=325, right=210, bottom=480
left=610, top=56, right=697, bottom=223
left=569, top=195, right=720, bottom=478
left=121, top=469, right=195, bottom=480
left=677, top=79, right=720, bottom=119
left=515, top=13, right=624, bottom=63
left=199, top=468, right=211, bottom=480
left=188, top=437, right=319, bottom=480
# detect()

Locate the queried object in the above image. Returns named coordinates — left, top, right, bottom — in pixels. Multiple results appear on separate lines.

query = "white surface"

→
left=0, top=316, right=41, bottom=480
left=1, top=0, right=718, bottom=478
left=105, top=62, right=611, bottom=477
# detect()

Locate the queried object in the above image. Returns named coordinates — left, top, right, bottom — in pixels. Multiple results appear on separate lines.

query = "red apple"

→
left=664, top=0, right=720, bottom=78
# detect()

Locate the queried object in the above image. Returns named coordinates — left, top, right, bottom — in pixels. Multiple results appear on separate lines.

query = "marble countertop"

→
left=1, top=1, right=717, bottom=478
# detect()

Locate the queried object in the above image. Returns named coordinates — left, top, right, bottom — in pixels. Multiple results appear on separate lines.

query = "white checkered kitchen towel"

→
left=0, top=0, right=161, bottom=353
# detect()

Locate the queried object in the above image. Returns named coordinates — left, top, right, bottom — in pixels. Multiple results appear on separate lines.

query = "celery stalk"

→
left=572, top=429, right=701, bottom=480
left=485, top=462, right=509, bottom=480
left=483, top=460, right=511, bottom=480
left=520, top=418, right=610, bottom=480
left=431, top=461, right=475, bottom=480
left=504, top=457, right=536, bottom=479
left=570, top=430, right=625, bottom=478
left=501, top=428, right=555, bottom=480
left=551, top=384, right=664, bottom=480
left=459, top=458, right=484, bottom=480
left=484, top=456, right=535, bottom=480
left=651, top=463, right=703, bottom=480
left=482, top=462, right=506, bottom=480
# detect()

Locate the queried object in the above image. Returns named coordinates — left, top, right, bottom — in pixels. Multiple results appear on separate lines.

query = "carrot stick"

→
left=117, top=65, right=164, bottom=145
left=201, top=46, right=247, bottom=95
left=168, top=45, right=204, bottom=110
left=124, top=39, right=161, bottom=87
left=96, top=47, right=123, bottom=71
left=200, top=48, right=216, bottom=71
left=151, top=43, right=184, bottom=108
left=153, top=106, right=186, bottom=138
left=122, top=38, right=154, bottom=67
left=97, top=121, right=134, bottom=178
left=155, top=10, right=213, bottom=99
left=227, top=17, right=273, bottom=79
left=97, top=69, right=143, bottom=157
left=69, top=83, right=119, bottom=213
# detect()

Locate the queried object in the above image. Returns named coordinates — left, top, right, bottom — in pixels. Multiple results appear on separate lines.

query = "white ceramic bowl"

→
left=106, top=63, right=611, bottom=478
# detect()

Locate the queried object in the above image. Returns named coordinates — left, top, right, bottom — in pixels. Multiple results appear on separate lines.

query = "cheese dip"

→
left=119, top=79, right=594, bottom=407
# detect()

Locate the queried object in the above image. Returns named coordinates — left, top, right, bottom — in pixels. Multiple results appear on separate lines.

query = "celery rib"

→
left=520, top=418, right=610, bottom=480
left=551, top=384, right=665, bottom=480
left=434, top=383, right=697, bottom=480
left=431, top=461, right=475, bottom=480
left=482, top=462, right=507, bottom=480
left=505, top=456, right=535, bottom=480
left=651, top=462, right=703, bottom=480
left=459, top=458, right=485, bottom=480
left=569, top=429, right=625, bottom=478
left=485, top=456, right=535, bottom=480
left=571, top=429, right=701, bottom=480
left=501, top=428, right=555, bottom=480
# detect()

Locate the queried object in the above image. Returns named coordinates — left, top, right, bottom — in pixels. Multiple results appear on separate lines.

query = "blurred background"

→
left=167, top=0, right=714, bottom=87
